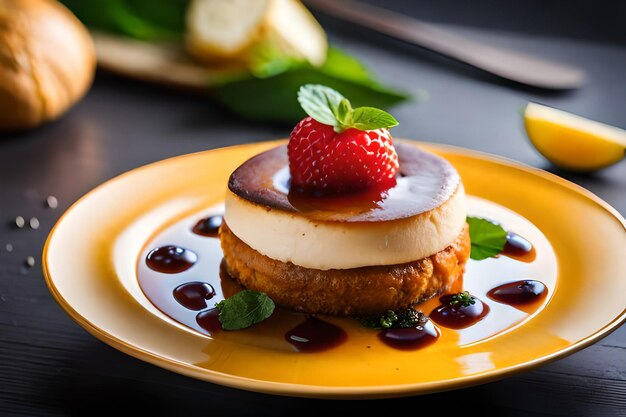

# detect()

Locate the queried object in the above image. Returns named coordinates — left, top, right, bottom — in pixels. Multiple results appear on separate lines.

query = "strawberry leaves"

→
left=298, top=84, right=398, bottom=133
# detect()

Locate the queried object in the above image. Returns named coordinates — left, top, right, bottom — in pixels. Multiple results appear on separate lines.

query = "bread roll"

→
left=0, top=0, right=95, bottom=131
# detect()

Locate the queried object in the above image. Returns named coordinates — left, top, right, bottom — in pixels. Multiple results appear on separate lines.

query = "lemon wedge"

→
left=523, top=102, right=626, bottom=172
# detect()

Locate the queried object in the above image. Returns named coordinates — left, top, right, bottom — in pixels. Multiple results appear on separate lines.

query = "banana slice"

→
left=186, top=0, right=327, bottom=66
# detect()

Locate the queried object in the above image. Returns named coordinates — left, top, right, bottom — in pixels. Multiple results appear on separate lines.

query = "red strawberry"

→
left=288, top=84, right=400, bottom=194
left=288, top=117, right=399, bottom=194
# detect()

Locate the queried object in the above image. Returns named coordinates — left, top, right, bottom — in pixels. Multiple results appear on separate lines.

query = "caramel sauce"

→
left=286, top=179, right=390, bottom=214
left=145, top=245, right=197, bottom=273
left=502, top=232, right=536, bottom=262
left=230, top=144, right=461, bottom=222
left=430, top=295, right=490, bottom=329
left=192, top=215, right=223, bottom=237
left=285, top=317, right=347, bottom=352
left=379, top=321, right=439, bottom=351
left=173, top=282, right=215, bottom=311
left=137, top=198, right=556, bottom=353
left=196, top=308, right=221, bottom=334
left=487, top=280, right=548, bottom=313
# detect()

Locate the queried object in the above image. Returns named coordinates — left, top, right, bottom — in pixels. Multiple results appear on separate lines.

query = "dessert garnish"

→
left=430, top=292, right=489, bottom=329
left=288, top=84, right=400, bottom=194
left=448, top=291, right=476, bottom=307
left=360, top=308, right=429, bottom=330
left=466, top=216, right=507, bottom=260
left=215, top=290, right=275, bottom=330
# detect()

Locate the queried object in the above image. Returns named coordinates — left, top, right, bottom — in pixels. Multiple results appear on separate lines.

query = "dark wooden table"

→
left=1, top=3, right=625, bottom=416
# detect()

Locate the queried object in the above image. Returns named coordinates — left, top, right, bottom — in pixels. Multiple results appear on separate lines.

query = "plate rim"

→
left=42, top=140, right=626, bottom=399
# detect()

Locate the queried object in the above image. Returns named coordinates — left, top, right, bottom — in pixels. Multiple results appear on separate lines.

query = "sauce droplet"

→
left=173, top=282, right=216, bottom=311
left=379, top=320, right=439, bottom=351
left=502, top=232, right=536, bottom=262
left=146, top=245, right=197, bottom=273
left=430, top=294, right=490, bottom=329
left=196, top=308, right=221, bottom=334
left=487, top=280, right=547, bottom=307
left=192, top=215, right=223, bottom=237
left=285, top=317, right=347, bottom=352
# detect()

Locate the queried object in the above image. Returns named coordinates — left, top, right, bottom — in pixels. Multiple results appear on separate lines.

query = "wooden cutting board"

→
left=92, top=31, right=238, bottom=91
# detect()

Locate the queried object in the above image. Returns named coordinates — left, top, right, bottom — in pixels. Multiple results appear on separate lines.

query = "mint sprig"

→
left=297, top=84, right=344, bottom=127
left=467, top=216, right=508, bottom=260
left=298, top=84, right=399, bottom=133
left=351, top=107, right=398, bottom=131
left=215, top=290, right=275, bottom=330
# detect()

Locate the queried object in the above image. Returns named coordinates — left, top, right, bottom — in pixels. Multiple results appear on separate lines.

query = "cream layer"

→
left=223, top=184, right=466, bottom=270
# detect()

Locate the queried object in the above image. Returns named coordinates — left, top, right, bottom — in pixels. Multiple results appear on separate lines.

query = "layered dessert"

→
left=220, top=85, right=469, bottom=316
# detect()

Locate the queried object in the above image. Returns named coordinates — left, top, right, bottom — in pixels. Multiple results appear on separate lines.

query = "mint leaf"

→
left=297, top=84, right=346, bottom=127
left=215, top=290, right=275, bottom=330
left=467, top=216, right=507, bottom=260
left=335, top=98, right=353, bottom=126
left=297, top=85, right=399, bottom=131
left=352, top=107, right=399, bottom=130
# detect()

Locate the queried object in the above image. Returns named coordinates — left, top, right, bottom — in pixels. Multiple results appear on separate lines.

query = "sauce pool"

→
left=502, top=232, right=536, bottom=262
left=430, top=294, right=490, bottom=329
left=138, top=198, right=556, bottom=353
left=196, top=308, right=222, bottom=334
left=487, top=280, right=547, bottom=306
left=146, top=245, right=197, bottom=273
left=285, top=317, right=347, bottom=352
left=378, top=321, right=439, bottom=351
left=192, top=215, right=223, bottom=237
left=173, top=282, right=216, bottom=311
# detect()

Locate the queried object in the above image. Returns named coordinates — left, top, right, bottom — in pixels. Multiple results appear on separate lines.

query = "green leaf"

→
left=467, top=216, right=508, bottom=260
left=247, top=42, right=304, bottom=79
left=335, top=98, right=353, bottom=126
left=60, top=0, right=188, bottom=40
left=297, top=85, right=400, bottom=132
left=322, top=47, right=375, bottom=83
left=214, top=68, right=408, bottom=123
left=215, top=290, right=275, bottom=330
left=213, top=48, right=408, bottom=123
left=297, top=84, right=346, bottom=127
left=351, top=107, right=399, bottom=130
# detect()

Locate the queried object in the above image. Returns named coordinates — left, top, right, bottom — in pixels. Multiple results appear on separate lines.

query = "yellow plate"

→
left=43, top=140, right=626, bottom=399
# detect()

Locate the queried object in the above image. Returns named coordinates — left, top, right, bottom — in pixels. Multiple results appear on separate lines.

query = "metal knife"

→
left=305, top=0, right=584, bottom=90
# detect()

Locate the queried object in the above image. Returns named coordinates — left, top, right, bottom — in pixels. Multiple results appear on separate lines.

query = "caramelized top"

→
left=227, top=143, right=460, bottom=222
